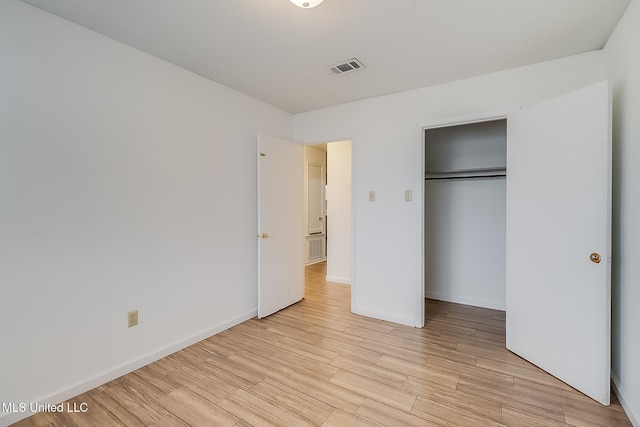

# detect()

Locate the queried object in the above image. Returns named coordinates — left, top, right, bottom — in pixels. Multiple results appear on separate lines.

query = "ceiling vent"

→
left=328, top=58, right=366, bottom=75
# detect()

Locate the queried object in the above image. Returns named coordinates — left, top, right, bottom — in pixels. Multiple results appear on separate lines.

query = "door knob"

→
left=590, top=252, right=601, bottom=264
left=259, top=233, right=269, bottom=239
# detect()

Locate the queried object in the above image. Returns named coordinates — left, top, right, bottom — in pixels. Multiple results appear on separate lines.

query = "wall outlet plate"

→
left=128, top=310, right=138, bottom=328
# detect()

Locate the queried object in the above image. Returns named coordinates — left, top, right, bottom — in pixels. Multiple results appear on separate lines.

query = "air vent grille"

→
left=329, top=58, right=365, bottom=75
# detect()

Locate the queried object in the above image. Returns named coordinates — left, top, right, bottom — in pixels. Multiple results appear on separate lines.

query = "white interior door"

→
left=307, top=163, right=324, bottom=235
left=257, top=134, right=304, bottom=319
left=506, top=81, right=611, bottom=405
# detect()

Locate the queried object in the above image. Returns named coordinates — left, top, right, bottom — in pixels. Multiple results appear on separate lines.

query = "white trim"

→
left=420, top=109, right=512, bottom=130
left=0, top=310, right=257, bottom=426
left=353, top=305, right=421, bottom=328
left=425, top=293, right=506, bottom=311
left=257, top=134, right=264, bottom=318
left=297, top=132, right=356, bottom=147
left=418, top=125, right=426, bottom=327
left=326, top=275, right=351, bottom=285
left=349, top=136, right=357, bottom=317
left=306, top=257, right=327, bottom=266
left=611, top=374, right=640, bottom=427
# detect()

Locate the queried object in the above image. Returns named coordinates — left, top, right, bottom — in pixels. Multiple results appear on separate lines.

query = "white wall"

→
left=605, top=0, right=640, bottom=423
left=0, top=1, right=291, bottom=424
left=326, top=141, right=352, bottom=284
left=294, top=51, right=606, bottom=326
left=425, top=178, right=506, bottom=309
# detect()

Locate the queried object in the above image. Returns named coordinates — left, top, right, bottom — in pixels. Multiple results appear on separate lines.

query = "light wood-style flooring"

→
left=14, top=262, right=631, bottom=426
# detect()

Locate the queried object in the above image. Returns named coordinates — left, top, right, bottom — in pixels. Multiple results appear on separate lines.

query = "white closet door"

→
left=506, top=81, right=611, bottom=405
left=257, top=134, right=304, bottom=319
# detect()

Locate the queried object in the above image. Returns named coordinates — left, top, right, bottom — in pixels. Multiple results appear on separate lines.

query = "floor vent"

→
left=308, top=237, right=324, bottom=260
left=306, top=234, right=326, bottom=264
left=328, top=58, right=365, bottom=75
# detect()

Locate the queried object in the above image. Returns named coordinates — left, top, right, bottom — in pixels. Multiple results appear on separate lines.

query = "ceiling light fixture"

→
left=289, top=0, right=324, bottom=8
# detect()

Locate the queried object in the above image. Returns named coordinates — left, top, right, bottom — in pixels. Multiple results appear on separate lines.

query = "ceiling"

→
left=22, top=0, right=630, bottom=113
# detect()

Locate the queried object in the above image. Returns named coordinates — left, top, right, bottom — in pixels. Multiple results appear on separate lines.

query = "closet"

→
left=424, top=119, right=507, bottom=310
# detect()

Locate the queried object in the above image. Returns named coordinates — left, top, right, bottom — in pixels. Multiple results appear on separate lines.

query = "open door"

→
left=506, top=81, right=611, bottom=404
left=257, top=134, right=304, bottom=319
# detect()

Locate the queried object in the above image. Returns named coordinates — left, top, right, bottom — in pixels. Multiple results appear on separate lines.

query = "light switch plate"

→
left=405, top=190, right=412, bottom=201
left=369, top=191, right=376, bottom=202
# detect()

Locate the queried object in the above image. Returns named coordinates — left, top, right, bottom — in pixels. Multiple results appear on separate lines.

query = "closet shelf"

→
left=425, top=166, right=506, bottom=181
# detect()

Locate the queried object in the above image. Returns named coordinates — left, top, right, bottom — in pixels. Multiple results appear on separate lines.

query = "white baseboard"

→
left=0, top=310, right=257, bottom=427
left=425, top=292, right=506, bottom=311
left=612, top=373, right=639, bottom=427
left=352, top=305, right=421, bottom=327
left=305, top=257, right=327, bottom=266
left=326, top=275, right=351, bottom=285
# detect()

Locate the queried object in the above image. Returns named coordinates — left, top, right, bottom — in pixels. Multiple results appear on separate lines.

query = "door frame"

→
left=419, top=110, right=512, bottom=327
left=300, top=134, right=357, bottom=312
left=419, top=86, right=612, bottom=404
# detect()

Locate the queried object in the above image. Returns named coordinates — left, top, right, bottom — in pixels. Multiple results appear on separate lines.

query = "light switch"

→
left=405, top=190, right=412, bottom=202
left=369, top=191, right=376, bottom=202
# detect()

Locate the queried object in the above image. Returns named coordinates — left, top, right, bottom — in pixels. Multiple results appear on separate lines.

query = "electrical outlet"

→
left=128, top=310, right=138, bottom=328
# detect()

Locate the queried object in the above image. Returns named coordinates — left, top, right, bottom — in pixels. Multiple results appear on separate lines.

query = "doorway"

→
left=423, top=118, right=507, bottom=311
left=418, top=81, right=611, bottom=405
left=304, top=140, right=352, bottom=286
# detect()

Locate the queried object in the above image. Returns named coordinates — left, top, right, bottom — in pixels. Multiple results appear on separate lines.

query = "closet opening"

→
left=424, top=118, right=507, bottom=313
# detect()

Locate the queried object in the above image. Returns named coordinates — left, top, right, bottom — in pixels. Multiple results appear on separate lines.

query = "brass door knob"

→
left=260, top=233, right=269, bottom=239
left=590, top=253, right=601, bottom=264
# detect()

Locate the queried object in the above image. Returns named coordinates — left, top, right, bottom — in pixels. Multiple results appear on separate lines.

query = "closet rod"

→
left=425, top=174, right=506, bottom=181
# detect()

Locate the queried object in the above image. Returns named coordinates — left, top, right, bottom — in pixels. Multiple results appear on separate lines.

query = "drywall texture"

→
left=0, top=1, right=291, bottom=424
left=605, top=0, right=640, bottom=423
